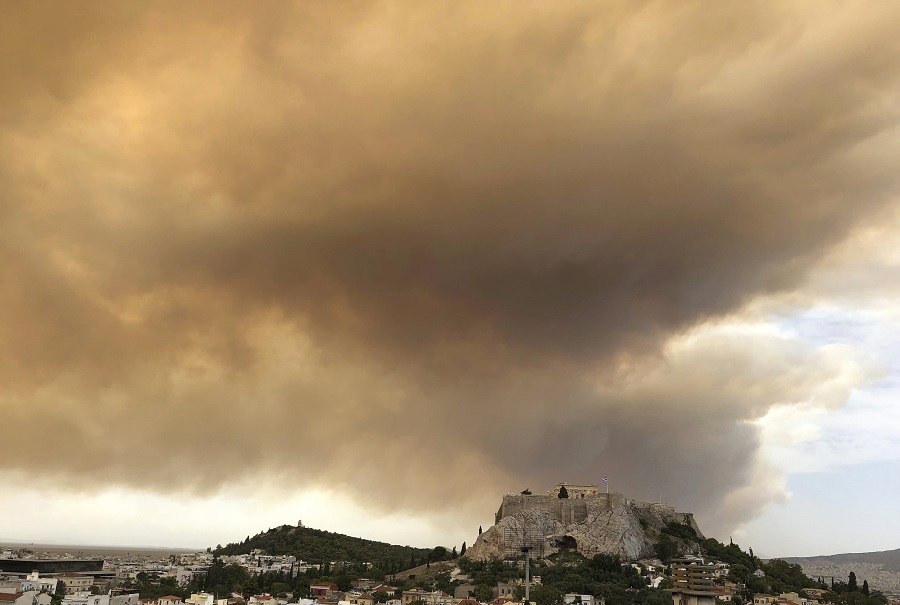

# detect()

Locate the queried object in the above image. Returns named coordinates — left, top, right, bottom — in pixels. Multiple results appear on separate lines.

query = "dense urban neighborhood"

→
left=1, top=530, right=896, bottom=605
left=1, top=484, right=894, bottom=605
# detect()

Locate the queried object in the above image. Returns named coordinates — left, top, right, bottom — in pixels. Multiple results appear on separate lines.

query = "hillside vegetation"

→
left=207, top=523, right=892, bottom=605
left=214, top=524, right=448, bottom=573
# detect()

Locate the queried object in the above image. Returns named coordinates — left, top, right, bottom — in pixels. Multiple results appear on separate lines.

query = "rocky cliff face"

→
left=465, top=492, right=704, bottom=561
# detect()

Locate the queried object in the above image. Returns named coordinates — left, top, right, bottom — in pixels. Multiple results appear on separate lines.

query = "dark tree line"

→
left=825, top=572, right=885, bottom=605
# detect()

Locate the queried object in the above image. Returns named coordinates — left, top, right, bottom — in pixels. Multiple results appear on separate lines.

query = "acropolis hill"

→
left=464, top=483, right=704, bottom=561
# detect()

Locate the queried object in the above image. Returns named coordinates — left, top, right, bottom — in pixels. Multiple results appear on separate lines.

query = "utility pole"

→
left=522, top=545, right=531, bottom=605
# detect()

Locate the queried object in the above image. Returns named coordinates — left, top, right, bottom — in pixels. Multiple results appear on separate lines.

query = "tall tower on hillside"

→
left=502, top=518, right=545, bottom=605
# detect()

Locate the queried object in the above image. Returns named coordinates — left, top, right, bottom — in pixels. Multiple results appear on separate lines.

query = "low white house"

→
left=186, top=594, right=216, bottom=605
left=62, top=593, right=108, bottom=605
left=111, top=593, right=140, bottom=605
left=564, top=595, right=604, bottom=605
left=25, top=573, right=59, bottom=595
left=62, top=591, right=138, bottom=605
left=1, top=591, right=52, bottom=605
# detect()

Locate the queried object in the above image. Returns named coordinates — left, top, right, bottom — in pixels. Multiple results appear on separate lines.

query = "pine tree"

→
left=479, top=526, right=482, bottom=535
left=849, top=572, right=858, bottom=592
left=558, top=485, right=569, bottom=499
left=460, top=542, right=467, bottom=557
left=452, top=546, right=457, bottom=558
left=862, top=580, right=869, bottom=596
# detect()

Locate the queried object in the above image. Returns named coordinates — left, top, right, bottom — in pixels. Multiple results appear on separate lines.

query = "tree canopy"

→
left=214, top=524, right=444, bottom=573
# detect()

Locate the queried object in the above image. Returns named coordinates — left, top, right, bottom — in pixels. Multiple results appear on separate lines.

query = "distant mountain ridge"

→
left=781, top=548, right=900, bottom=597
left=782, top=548, right=900, bottom=572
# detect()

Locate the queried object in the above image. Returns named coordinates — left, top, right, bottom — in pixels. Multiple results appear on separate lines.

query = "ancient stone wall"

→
left=631, top=500, right=676, bottom=515
left=546, top=483, right=599, bottom=498
left=498, top=492, right=627, bottom=524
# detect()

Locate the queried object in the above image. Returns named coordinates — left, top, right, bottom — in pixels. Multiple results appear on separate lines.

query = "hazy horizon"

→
left=3, top=528, right=897, bottom=561
left=0, top=539, right=201, bottom=551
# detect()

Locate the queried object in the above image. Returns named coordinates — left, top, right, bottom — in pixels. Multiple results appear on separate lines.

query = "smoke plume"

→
left=1, top=1, right=899, bottom=537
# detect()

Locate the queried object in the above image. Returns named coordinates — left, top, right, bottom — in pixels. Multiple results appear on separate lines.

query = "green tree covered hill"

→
left=214, top=524, right=448, bottom=573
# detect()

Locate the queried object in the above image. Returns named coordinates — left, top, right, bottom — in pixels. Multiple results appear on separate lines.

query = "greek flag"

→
left=602, top=477, right=608, bottom=484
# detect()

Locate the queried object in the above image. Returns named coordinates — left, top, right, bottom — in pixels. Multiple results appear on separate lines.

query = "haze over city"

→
left=2, top=2, right=900, bottom=558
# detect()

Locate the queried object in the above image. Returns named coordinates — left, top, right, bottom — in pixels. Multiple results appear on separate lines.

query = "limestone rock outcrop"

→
left=465, top=489, right=704, bottom=561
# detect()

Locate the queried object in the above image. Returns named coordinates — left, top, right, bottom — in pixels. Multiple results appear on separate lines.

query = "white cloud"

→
left=736, top=216, right=900, bottom=555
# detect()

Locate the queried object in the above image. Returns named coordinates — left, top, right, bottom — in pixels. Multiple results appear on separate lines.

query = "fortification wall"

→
left=631, top=501, right=677, bottom=515
left=547, top=483, right=599, bottom=498
left=498, top=492, right=627, bottom=524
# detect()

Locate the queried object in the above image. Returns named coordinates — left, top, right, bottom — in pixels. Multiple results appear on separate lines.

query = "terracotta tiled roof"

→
left=0, top=595, right=22, bottom=603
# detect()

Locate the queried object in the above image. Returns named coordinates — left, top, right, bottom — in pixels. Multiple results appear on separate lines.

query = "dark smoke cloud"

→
left=1, top=2, right=899, bottom=537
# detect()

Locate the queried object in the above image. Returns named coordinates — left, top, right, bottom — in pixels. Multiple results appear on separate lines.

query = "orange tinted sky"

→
left=2, top=2, right=900, bottom=554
